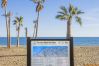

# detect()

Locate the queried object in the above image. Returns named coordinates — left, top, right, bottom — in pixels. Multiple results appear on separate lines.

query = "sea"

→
left=0, top=37, right=99, bottom=46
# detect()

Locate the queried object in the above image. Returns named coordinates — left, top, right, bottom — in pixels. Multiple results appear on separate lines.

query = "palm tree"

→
left=56, top=4, right=84, bottom=39
left=25, top=27, right=28, bottom=38
left=6, top=11, right=12, bottom=48
left=25, top=27, right=28, bottom=45
left=1, top=0, right=11, bottom=48
left=33, top=20, right=37, bottom=37
left=32, top=0, right=45, bottom=38
left=13, top=16, right=23, bottom=47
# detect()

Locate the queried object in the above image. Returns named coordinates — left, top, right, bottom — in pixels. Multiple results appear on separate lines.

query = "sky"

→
left=0, top=0, right=99, bottom=37
left=32, top=46, right=68, bottom=56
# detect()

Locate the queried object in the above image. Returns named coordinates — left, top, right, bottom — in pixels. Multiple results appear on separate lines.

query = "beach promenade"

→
left=0, top=46, right=99, bottom=66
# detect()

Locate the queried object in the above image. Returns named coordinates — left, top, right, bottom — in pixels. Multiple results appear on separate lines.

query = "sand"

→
left=0, top=46, right=99, bottom=66
left=74, top=46, right=99, bottom=66
left=0, top=47, right=27, bottom=66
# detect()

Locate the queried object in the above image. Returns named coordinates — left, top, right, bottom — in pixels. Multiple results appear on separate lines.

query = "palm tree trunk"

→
left=26, top=28, right=28, bottom=38
left=4, top=8, right=9, bottom=48
left=35, top=12, right=39, bottom=38
left=67, top=19, right=71, bottom=39
left=25, top=28, right=28, bottom=45
left=17, top=27, right=20, bottom=47
left=8, top=14, right=11, bottom=48
left=33, top=23, right=36, bottom=38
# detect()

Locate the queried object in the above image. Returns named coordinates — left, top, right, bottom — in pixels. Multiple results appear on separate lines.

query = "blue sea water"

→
left=0, top=37, right=26, bottom=46
left=74, top=37, right=99, bottom=46
left=0, top=37, right=99, bottom=46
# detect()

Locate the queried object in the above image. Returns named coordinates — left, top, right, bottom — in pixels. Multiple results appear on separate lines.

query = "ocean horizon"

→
left=0, top=37, right=99, bottom=46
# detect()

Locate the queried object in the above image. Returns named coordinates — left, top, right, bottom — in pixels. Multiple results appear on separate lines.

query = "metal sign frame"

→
left=27, top=37, right=74, bottom=66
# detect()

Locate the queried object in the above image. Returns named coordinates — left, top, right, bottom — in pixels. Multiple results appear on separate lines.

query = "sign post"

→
left=27, top=37, right=74, bottom=66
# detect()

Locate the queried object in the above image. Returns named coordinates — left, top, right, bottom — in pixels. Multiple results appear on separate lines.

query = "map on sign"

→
left=31, top=40, right=70, bottom=66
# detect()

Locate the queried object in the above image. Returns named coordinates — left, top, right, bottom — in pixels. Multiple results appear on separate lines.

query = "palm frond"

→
left=69, top=4, right=74, bottom=13
left=56, top=15, right=66, bottom=20
left=56, top=6, right=70, bottom=20
left=19, top=16, right=23, bottom=26
left=39, top=0, right=45, bottom=3
left=15, top=17, right=20, bottom=22
left=32, top=0, right=45, bottom=3
left=69, top=4, right=78, bottom=15
left=75, top=7, right=84, bottom=14
left=13, top=17, right=18, bottom=25
left=76, top=16, right=82, bottom=26
left=60, top=6, right=67, bottom=14
left=13, top=20, right=17, bottom=25
left=36, top=3, right=43, bottom=12
left=1, top=0, right=7, bottom=8
left=13, top=16, right=23, bottom=26
left=20, top=16, right=23, bottom=22
left=65, top=15, right=71, bottom=20
left=58, top=11, right=65, bottom=15
left=32, top=0, right=38, bottom=3
left=77, top=10, right=84, bottom=14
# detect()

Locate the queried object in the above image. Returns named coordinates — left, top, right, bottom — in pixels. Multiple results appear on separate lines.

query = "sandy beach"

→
left=0, top=46, right=99, bottom=66
left=74, top=46, right=99, bottom=66
left=0, top=47, right=27, bottom=66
